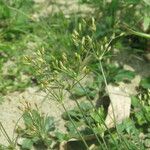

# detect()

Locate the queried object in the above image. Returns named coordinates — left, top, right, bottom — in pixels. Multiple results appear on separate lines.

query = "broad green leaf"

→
left=55, top=132, right=69, bottom=142
left=22, top=138, right=33, bottom=150
left=65, top=121, right=82, bottom=136
left=71, top=86, right=89, bottom=98
left=23, top=111, right=33, bottom=127
left=31, top=109, right=41, bottom=125
left=44, top=116, right=55, bottom=132
left=117, top=123, right=126, bottom=133
left=114, top=70, right=135, bottom=82
left=122, top=119, right=136, bottom=134
left=135, top=112, right=147, bottom=125
left=90, top=107, right=105, bottom=123
left=62, top=110, right=82, bottom=121
left=143, top=106, right=150, bottom=122
left=32, top=136, right=40, bottom=143
left=79, top=102, right=92, bottom=111
left=131, top=96, right=140, bottom=107
left=140, top=77, right=150, bottom=89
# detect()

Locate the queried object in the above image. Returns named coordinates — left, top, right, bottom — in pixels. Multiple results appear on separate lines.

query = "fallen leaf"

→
left=105, top=84, right=131, bottom=128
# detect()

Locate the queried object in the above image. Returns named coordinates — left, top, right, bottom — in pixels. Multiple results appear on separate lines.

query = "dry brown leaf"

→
left=104, top=74, right=141, bottom=128
left=105, top=84, right=131, bottom=128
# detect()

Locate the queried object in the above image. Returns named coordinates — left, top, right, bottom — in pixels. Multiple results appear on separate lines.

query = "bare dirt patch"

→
left=0, top=87, right=76, bottom=145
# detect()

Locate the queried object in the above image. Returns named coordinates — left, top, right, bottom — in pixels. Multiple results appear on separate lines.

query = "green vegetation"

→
left=0, top=0, right=150, bottom=149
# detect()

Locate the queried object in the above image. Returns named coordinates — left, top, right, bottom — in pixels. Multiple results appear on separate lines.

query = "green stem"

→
left=76, top=80, right=113, bottom=149
left=67, top=89, right=105, bottom=150
left=123, top=25, right=150, bottom=39
left=0, top=122, right=14, bottom=146
left=127, top=28, right=150, bottom=39
left=98, top=60, right=131, bottom=150
left=61, top=103, right=90, bottom=150
left=42, top=84, right=90, bottom=149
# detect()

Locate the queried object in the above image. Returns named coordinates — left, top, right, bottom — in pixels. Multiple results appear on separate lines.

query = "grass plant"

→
left=0, top=0, right=150, bottom=149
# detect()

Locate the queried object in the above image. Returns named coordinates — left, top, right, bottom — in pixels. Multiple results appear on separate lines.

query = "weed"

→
left=17, top=104, right=56, bottom=149
left=0, top=0, right=150, bottom=149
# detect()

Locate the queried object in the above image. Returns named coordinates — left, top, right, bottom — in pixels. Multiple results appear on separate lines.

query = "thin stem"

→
left=122, top=24, right=150, bottom=39
left=61, top=103, right=90, bottom=150
left=98, top=60, right=131, bottom=150
left=66, top=89, right=104, bottom=150
left=0, top=122, right=14, bottom=146
left=75, top=80, right=111, bottom=150
left=12, top=114, right=24, bottom=145
left=42, top=84, right=90, bottom=149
